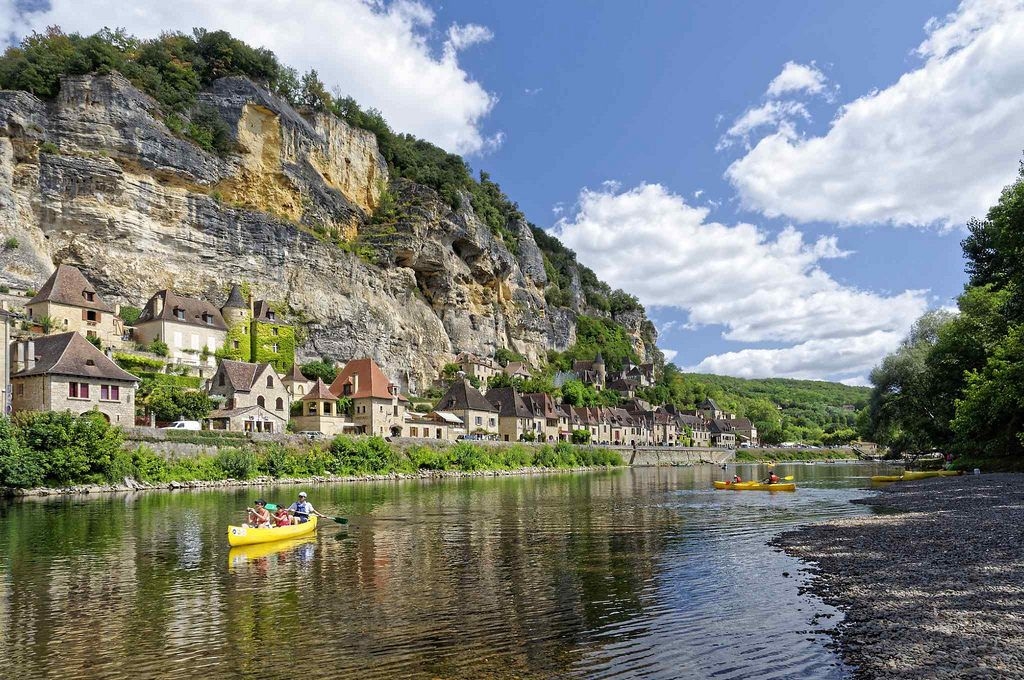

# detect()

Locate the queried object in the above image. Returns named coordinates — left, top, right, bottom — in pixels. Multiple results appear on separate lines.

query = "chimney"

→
left=26, top=340, right=35, bottom=371
left=13, top=341, right=24, bottom=373
left=153, top=293, right=164, bottom=318
left=352, top=373, right=359, bottom=395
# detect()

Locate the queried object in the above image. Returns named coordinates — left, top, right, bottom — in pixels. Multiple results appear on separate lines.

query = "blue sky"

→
left=6, top=0, right=1022, bottom=384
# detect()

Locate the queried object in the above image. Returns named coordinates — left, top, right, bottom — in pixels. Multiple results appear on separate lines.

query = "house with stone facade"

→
left=134, top=290, right=226, bottom=367
left=26, top=265, right=123, bottom=347
left=205, top=359, right=290, bottom=432
left=435, top=379, right=498, bottom=437
left=291, top=378, right=358, bottom=436
left=329, top=357, right=407, bottom=437
left=485, top=387, right=544, bottom=442
left=9, top=332, right=139, bottom=425
left=455, top=352, right=502, bottom=386
left=281, top=363, right=314, bottom=400
left=405, top=410, right=464, bottom=441
left=521, top=392, right=565, bottom=442
left=220, top=284, right=295, bottom=371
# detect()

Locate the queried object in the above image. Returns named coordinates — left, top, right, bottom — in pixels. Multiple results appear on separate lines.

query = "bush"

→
left=149, top=340, right=169, bottom=357
left=105, top=445, right=170, bottom=483
left=114, top=353, right=165, bottom=372
left=0, top=417, right=46, bottom=488
left=86, top=334, right=102, bottom=349
left=118, top=306, right=142, bottom=326
left=571, top=429, right=592, bottom=444
left=3, top=236, right=18, bottom=250
left=14, top=410, right=125, bottom=485
left=165, top=454, right=222, bottom=481
left=406, top=444, right=450, bottom=470
left=216, top=447, right=260, bottom=479
left=0, top=284, right=8, bottom=293
left=329, top=435, right=396, bottom=474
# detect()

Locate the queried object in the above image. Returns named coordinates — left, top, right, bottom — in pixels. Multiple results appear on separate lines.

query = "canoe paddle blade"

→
left=333, top=517, right=349, bottom=525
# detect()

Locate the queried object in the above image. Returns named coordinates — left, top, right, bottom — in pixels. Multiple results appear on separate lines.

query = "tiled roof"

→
left=436, top=380, right=497, bottom=413
left=252, top=300, right=280, bottom=322
left=485, top=387, right=533, bottom=418
left=329, top=357, right=404, bottom=401
left=503, top=361, right=531, bottom=377
left=137, top=290, right=227, bottom=330
left=28, top=265, right=114, bottom=312
left=283, top=363, right=308, bottom=383
left=12, top=332, right=138, bottom=382
left=301, top=378, right=337, bottom=402
left=216, top=359, right=269, bottom=392
left=223, top=284, right=247, bottom=310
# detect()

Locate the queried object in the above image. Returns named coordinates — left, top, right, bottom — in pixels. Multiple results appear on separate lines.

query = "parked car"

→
left=161, top=420, right=201, bottom=430
left=296, top=431, right=325, bottom=441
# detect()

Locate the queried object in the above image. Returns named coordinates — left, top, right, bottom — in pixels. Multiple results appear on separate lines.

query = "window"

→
left=84, top=291, right=94, bottom=302
left=342, top=384, right=352, bottom=396
left=202, top=313, right=213, bottom=326
left=308, top=402, right=317, bottom=415
left=257, top=396, right=265, bottom=408
left=410, top=427, right=418, bottom=437
left=436, top=428, right=442, bottom=439
left=475, top=416, right=482, bottom=426
left=393, top=405, right=398, bottom=416
left=489, top=418, right=496, bottom=427
left=218, top=373, right=225, bottom=387
left=266, top=375, right=274, bottom=388
left=86, top=331, right=97, bottom=339
left=232, top=340, right=240, bottom=350
left=101, top=385, right=108, bottom=400
left=174, top=308, right=185, bottom=321
left=68, top=382, right=89, bottom=399
left=86, top=310, right=97, bottom=322
left=275, top=397, right=284, bottom=411
left=323, top=401, right=332, bottom=415
left=100, top=385, right=120, bottom=401
left=272, top=327, right=279, bottom=336
left=16, top=383, right=24, bottom=397
left=267, top=311, right=276, bottom=321
left=272, top=344, right=279, bottom=353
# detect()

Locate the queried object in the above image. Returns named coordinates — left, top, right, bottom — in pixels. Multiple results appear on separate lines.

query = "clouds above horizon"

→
left=553, top=183, right=928, bottom=381
left=1, top=0, right=500, bottom=155
left=724, top=0, right=1024, bottom=228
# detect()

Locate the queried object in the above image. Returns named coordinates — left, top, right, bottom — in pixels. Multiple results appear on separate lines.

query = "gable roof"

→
left=28, top=264, right=114, bottom=312
left=329, top=357, right=403, bottom=400
left=436, top=379, right=497, bottom=413
left=215, top=359, right=275, bottom=392
left=12, top=332, right=138, bottom=382
left=137, top=290, right=228, bottom=330
left=484, top=387, right=533, bottom=418
left=252, top=300, right=280, bottom=322
left=503, top=361, right=531, bottom=378
left=701, top=398, right=721, bottom=412
left=282, top=363, right=309, bottom=383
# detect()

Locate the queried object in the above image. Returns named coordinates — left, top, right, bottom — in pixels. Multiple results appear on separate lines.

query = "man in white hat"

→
left=287, top=491, right=329, bottom=523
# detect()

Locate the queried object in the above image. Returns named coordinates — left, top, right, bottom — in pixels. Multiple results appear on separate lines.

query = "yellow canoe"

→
left=228, top=536, right=316, bottom=569
left=902, top=470, right=964, bottom=481
left=227, top=516, right=317, bottom=546
left=871, top=475, right=904, bottom=482
left=713, top=480, right=796, bottom=492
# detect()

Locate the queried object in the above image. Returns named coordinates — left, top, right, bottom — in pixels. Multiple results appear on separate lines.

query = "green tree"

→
left=300, top=359, right=338, bottom=384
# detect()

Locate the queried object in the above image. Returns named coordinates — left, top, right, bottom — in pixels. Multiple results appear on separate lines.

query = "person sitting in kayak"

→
left=732, top=474, right=742, bottom=484
left=272, top=505, right=292, bottom=527
left=245, top=499, right=272, bottom=528
left=287, top=491, right=329, bottom=523
left=764, top=469, right=780, bottom=485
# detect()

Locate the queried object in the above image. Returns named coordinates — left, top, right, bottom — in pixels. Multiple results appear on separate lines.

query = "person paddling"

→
left=287, top=491, right=329, bottom=524
left=732, top=474, right=742, bottom=484
left=245, top=499, right=272, bottom=528
left=763, top=469, right=780, bottom=485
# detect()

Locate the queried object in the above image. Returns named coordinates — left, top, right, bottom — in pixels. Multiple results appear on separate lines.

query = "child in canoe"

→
left=272, top=505, right=293, bottom=527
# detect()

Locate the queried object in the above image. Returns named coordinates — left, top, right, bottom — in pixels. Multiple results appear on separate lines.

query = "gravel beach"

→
left=775, top=473, right=1024, bottom=679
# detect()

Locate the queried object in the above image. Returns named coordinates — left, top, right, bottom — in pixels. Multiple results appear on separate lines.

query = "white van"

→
left=162, top=420, right=202, bottom=430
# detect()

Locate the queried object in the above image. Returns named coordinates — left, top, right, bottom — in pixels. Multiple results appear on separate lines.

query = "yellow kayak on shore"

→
left=227, top=516, right=317, bottom=546
left=902, top=470, right=964, bottom=481
left=713, top=481, right=796, bottom=492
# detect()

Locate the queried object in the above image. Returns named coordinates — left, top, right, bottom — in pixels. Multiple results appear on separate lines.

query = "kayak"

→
left=870, top=475, right=904, bottom=482
left=227, top=515, right=317, bottom=546
left=713, top=481, right=796, bottom=492
left=902, top=470, right=964, bottom=481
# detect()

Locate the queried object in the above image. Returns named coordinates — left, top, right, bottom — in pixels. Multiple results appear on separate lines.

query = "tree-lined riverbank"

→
left=775, top=474, right=1024, bottom=679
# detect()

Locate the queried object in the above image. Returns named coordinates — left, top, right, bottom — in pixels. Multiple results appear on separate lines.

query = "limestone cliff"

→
left=0, top=73, right=658, bottom=389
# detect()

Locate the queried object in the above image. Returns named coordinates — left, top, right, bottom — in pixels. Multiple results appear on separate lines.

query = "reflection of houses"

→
left=134, top=290, right=226, bottom=367
left=436, top=379, right=498, bottom=436
left=291, top=378, right=358, bottom=436
left=329, top=358, right=407, bottom=437
left=206, top=359, right=289, bottom=432
left=26, top=265, right=123, bottom=347
left=9, top=333, right=139, bottom=425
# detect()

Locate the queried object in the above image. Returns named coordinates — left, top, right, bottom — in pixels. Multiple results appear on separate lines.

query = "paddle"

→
left=333, top=516, right=349, bottom=525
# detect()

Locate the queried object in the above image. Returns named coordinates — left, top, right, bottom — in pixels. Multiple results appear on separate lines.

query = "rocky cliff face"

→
left=0, top=73, right=657, bottom=389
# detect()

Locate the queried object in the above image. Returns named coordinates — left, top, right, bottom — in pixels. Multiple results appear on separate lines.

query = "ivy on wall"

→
left=252, top=321, right=295, bottom=372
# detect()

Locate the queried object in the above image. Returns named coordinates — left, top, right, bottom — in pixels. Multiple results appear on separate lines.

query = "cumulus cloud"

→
left=2, top=0, right=500, bottom=154
left=765, top=61, right=831, bottom=98
left=726, top=0, right=1024, bottom=227
left=662, top=349, right=678, bottom=363
left=716, top=100, right=809, bottom=151
left=552, top=183, right=928, bottom=381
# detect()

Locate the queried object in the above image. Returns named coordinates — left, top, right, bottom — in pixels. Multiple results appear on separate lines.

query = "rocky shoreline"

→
left=774, top=473, right=1024, bottom=679
left=4, top=464, right=628, bottom=498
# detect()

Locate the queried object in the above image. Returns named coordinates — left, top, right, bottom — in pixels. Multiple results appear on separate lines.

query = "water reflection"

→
left=0, top=462, right=893, bottom=679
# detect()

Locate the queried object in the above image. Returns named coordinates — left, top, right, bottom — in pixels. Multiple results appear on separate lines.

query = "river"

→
left=0, top=461, right=902, bottom=679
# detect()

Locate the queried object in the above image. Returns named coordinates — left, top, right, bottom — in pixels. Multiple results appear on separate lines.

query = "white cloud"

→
left=765, top=61, right=830, bottom=98
left=553, top=182, right=928, bottom=380
left=662, top=349, right=678, bottom=363
left=726, top=0, right=1024, bottom=227
left=716, top=100, right=809, bottom=151
left=3, top=0, right=500, bottom=155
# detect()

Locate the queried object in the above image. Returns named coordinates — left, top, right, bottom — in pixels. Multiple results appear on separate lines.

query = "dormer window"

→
left=342, top=383, right=352, bottom=396
left=174, top=307, right=185, bottom=321
left=267, top=311, right=275, bottom=321
left=202, top=313, right=213, bottom=326
left=85, top=359, right=95, bottom=366
left=84, top=291, right=95, bottom=302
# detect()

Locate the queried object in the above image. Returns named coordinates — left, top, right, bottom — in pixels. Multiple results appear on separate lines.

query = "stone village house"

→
left=205, top=359, right=290, bottom=433
left=134, top=290, right=227, bottom=368
left=26, top=265, right=124, bottom=348
left=329, top=358, right=407, bottom=437
left=290, top=378, right=360, bottom=437
left=9, top=332, right=139, bottom=425
left=435, top=379, right=498, bottom=437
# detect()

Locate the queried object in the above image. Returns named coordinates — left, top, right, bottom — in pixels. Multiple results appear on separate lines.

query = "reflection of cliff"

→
left=0, top=473, right=673, bottom=679
left=0, top=73, right=659, bottom=389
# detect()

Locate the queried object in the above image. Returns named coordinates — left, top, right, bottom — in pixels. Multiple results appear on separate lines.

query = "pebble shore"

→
left=774, top=473, right=1024, bottom=679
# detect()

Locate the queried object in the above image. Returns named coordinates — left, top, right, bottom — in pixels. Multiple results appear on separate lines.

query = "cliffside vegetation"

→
left=865, top=159, right=1024, bottom=467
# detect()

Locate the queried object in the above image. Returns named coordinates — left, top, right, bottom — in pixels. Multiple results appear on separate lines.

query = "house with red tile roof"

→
left=329, top=357, right=407, bottom=437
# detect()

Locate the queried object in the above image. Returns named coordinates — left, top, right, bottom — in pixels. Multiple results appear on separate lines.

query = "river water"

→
left=0, top=461, right=901, bottom=679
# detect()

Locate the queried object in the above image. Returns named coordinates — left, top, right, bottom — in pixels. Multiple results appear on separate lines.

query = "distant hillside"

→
left=641, top=367, right=870, bottom=445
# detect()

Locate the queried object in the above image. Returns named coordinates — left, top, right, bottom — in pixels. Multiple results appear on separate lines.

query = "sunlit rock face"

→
left=0, top=73, right=658, bottom=390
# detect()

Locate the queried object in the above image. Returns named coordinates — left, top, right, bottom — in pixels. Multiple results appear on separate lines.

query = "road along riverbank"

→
left=774, top=473, right=1024, bottom=679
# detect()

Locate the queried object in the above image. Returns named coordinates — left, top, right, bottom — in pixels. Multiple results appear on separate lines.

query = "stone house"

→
left=9, top=332, right=139, bottom=425
left=522, top=392, right=564, bottom=442
left=676, top=414, right=711, bottom=447
left=708, top=419, right=737, bottom=448
left=26, top=265, right=123, bottom=347
left=281, top=363, right=314, bottom=400
left=721, top=417, right=758, bottom=447
left=435, top=379, right=498, bottom=437
left=455, top=352, right=502, bottom=385
left=207, top=359, right=290, bottom=430
left=503, top=361, right=531, bottom=379
left=220, top=284, right=295, bottom=371
left=405, top=411, right=463, bottom=441
left=205, top=405, right=285, bottom=433
left=329, top=357, right=407, bottom=437
left=571, top=352, right=606, bottom=389
left=485, top=387, right=543, bottom=442
left=134, top=290, right=226, bottom=367
left=607, top=407, right=642, bottom=446
left=291, top=378, right=357, bottom=436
